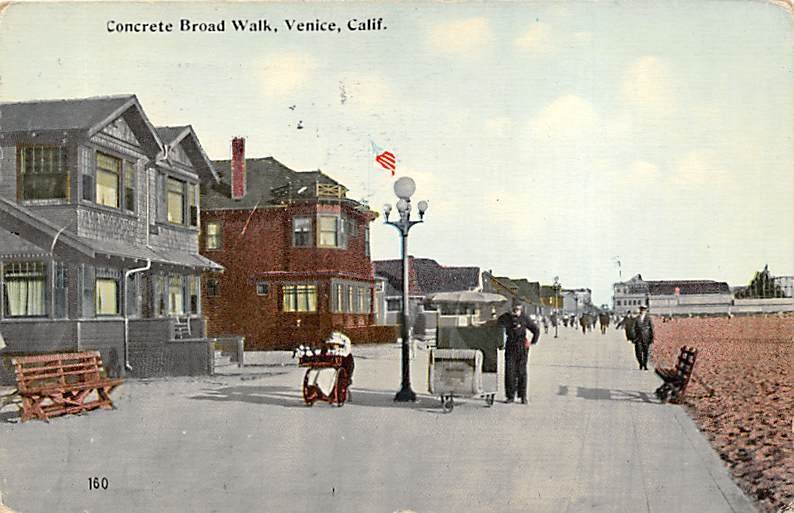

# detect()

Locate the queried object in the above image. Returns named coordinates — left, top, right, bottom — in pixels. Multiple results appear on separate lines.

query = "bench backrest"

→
left=12, top=351, right=106, bottom=393
left=675, top=346, right=697, bottom=382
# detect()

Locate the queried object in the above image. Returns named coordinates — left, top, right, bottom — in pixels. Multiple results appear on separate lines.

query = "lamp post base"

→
left=394, top=385, right=417, bottom=402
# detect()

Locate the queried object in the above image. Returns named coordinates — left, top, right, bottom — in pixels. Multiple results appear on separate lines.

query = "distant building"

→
left=481, top=272, right=541, bottom=316
left=613, top=274, right=794, bottom=315
left=561, top=288, right=592, bottom=316
left=374, top=257, right=480, bottom=338
left=200, top=139, right=392, bottom=350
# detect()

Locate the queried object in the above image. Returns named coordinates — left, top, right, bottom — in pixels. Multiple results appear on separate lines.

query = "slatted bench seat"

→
left=654, top=346, right=697, bottom=404
left=12, top=351, right=123, bottom=423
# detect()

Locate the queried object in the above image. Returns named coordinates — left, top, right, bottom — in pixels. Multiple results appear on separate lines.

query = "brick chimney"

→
left=231, top=137, right=246, bottom=200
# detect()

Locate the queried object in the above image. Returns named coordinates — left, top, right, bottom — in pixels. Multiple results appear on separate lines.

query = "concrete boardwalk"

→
left=0, top=327, right=757, bottom=513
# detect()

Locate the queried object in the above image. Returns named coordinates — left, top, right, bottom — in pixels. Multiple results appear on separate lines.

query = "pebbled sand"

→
left=653, top=316, right=794, bottom=513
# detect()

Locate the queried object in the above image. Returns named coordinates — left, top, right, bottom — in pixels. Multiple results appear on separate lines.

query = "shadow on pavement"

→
left=557, top=384, right=658, bottom=403
left=189, top=384, right=450, bottom=413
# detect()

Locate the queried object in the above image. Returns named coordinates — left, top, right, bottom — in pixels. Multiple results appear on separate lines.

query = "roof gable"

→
left=157, top=126, right=219, bottom=184
left=0, top=95, right=134, bottom=133
left=374, top=258, right=479, bottom=296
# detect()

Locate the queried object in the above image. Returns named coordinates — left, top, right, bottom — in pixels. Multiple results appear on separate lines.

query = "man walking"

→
left=498, top=304, right=540, bottom=404
left=631, top=305, right=654, bottom=370
left=598, top=311, right=610, bottom=334
left=616, top=310, right=635, bottom=341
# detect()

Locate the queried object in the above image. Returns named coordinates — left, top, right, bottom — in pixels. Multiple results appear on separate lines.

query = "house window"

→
left=54, top=262, right=69, bottom=319
left=3, top=262, right=46, bottom=317
left=95, top=278, right=119, bottom=315
left=357, top=287, right=369, bottom=314
left=189, top=275, right=200, bottom=314
left=168, top=275, right=185, bottom=315
left=387, top=298, right=401, bottom=312
left=153, top=275, right=165, bottom=316
left=283, top=284, right=317, bottom=312
left=167, top=178, right=185, bottom=224
left=124, top=165, right=135, bottom=212
left=348, top=285, right=355, bottom=313
left=293, top=217, right=312, bottom=247
left=256, top=281, right=269, bottom=296
left=206, top=277, right=220, bottom=297
left=318, top=216, right=339, bottom=247
left=365, top=227, right=370, bottom=257
left=96, top=153, right=121, bottom=208
left=331, top=283, right=344, bottom=312
left=189, top=183, right=198, bottom=227
left=18, top=146, right=68, bottom=200
left=206, top=221, right=221, bottom=250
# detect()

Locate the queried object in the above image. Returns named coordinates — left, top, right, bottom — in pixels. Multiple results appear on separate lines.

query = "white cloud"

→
left=514, top=24, right=552, bottom=52
left=671, top=150, right=729, bottom=188
left=629, top=160, right=659, bottom=179
left=484, top=116, right=514, bottom=138
left=621, top=56, right=676, bottom=115
left=257, top=53, right=317, bottom=97
left=429, top=17, right=491, bottom=53
left=528, top=94, right=597, bottom=139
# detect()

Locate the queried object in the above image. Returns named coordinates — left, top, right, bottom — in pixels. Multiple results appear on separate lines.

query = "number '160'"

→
left=88, top=477, right=108, bottom=490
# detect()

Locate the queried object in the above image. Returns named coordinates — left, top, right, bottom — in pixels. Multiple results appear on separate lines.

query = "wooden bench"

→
left=654, top=346, right=697, bottom=404
left=12, top=351, right=123, bottom=423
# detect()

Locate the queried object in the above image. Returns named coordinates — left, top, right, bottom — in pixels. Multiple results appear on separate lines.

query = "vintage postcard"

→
left=0, top=1, right=792, bottom=513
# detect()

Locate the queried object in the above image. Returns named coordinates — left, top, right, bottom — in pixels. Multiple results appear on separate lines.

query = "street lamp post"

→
left=383, top=177, right=428, bottom=402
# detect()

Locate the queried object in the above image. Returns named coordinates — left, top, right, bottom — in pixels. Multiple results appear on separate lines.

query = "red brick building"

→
left=200, top=139, right=394, bottom=349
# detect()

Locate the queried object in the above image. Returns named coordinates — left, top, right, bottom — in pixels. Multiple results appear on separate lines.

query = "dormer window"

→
left=18, top=146, right=68, bottom=201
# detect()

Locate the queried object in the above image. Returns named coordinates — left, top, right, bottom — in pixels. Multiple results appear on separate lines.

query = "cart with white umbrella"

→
left=426, top=291, right=508, bottom=412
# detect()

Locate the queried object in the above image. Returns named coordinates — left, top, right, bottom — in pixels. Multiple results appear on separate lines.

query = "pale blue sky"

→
left=1, top=1, right=792, bottom=304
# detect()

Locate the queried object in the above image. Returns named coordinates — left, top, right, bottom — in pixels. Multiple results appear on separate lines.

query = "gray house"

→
left=0, top=95, right=222, bottom=383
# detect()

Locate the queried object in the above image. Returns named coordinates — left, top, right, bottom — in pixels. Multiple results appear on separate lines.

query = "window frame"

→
left=206, top=277, right=220, bottom=298
left=95, top=152, right=122, bottom=209
left=282, top=284, right=318, bottom=312
left=292, top=217, right=313, bottom=247
left=2, top=261, right=47, bottom=318
left=317, top=215, right=340, bottom=248
left=124, top=163, right=136, bottom=213
left=167, top=177, right=186, bottom=225
left=205, top=220, right=222, bottom=250
left=256, top=281, right=269, bottom=296
left=17, top=145, right=69, bottom=202
left=95, top=277, right=120, bottom=316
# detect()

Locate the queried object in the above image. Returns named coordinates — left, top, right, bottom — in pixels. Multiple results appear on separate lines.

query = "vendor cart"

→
left=296, top=331, right=354, bottom=407
left=426, top=291, right=508, bottom=413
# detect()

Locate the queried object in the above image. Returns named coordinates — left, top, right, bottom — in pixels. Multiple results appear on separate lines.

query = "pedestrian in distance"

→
left=579, top=314, right=587, bottom=334
left=631, top=305, right=655, bottom=370
left=542, top=315, right=549, bottom=334
left=498, top=303, right=540, bottom=404
left=616, top=310, right=635, bottom=342
left=598, top=312, right=610, bottom=334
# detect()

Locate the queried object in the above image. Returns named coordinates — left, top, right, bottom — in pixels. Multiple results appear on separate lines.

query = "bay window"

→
left=318, top=215, right=338, bottom=247
left=205, top=221, right=221, bottom=250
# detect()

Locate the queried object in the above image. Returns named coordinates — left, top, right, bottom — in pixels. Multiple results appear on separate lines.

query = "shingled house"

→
left=0, top=95, right=221, bottom=383
left=199, top=138, right=394, bottom=350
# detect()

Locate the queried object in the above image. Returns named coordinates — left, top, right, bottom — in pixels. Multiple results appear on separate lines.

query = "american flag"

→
left=370, top=141, right=396, bottom=175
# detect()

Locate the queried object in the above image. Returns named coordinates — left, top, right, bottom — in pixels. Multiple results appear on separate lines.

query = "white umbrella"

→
left=427, top=291, right=509, bottom=304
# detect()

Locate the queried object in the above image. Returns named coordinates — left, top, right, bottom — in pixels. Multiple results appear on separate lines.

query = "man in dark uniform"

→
left=616, top=310, right=635, bottom=341
left=598, top=312, right=610, bottom=334
left=498, top=304, right=540, bottom=404
left=631, top=305, right=654, bottom=370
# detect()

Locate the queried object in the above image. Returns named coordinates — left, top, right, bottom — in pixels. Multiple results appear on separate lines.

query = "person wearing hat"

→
left=498, top=303, right=540, bottom=404
left=631, top=305, right=654, bottom=370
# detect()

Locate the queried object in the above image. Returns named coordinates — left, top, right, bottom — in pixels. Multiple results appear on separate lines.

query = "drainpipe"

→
left=124, top=259, right=151, bottom=372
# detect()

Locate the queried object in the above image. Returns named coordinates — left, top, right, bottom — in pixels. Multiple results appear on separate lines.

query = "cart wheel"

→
left=485, top=394, right=494, bottom=407
left=335, top=368, right=348, bottom=407
left=442, top=396, right=454, bottom=413
left=302, top=370, right=317, bottom=406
